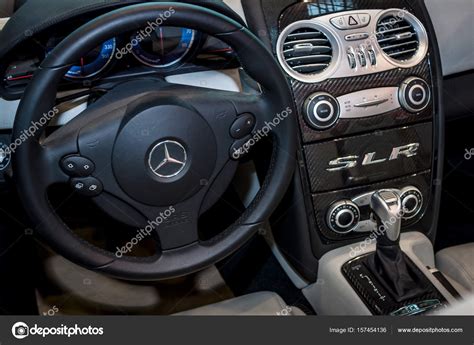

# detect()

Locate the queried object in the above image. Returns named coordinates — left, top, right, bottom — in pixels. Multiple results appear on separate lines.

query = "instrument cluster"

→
left=1, top=24, right=237, bottom=99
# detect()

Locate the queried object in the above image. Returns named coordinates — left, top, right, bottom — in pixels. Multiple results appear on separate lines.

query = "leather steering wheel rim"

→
left=12, top=2, right=297, bottom=280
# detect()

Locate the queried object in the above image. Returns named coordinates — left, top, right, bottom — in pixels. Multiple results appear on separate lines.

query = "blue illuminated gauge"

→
left=64, top=38, right=116, bottom=79
left=131, top=27, right=195, bottom=68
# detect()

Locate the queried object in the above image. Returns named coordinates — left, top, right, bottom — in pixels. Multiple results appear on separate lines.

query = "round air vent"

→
left=375, top=10, right=428, bottom=67
left=277, top=24, right=337, bottom=82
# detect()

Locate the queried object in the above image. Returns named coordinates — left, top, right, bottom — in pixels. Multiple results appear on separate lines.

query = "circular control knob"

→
left=327, top=200, right=360, bottom=234
left=399, top=77, right=431, bottom=113
left=400, top=186, right=423, bottom=219
left=304, top=92, right=340, bottom=130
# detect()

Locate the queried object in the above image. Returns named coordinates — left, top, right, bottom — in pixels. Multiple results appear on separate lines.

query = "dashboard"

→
left=0, top=0, right=472, bottom=282
left=0, top=14, right=238, bottom=100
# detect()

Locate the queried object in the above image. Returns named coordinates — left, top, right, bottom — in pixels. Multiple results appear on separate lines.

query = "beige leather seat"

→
left=436, top=243, right=474, bottom=294
left=433, top=295, right=474, bottom=315
left=175, top=292, right=305, bottom=316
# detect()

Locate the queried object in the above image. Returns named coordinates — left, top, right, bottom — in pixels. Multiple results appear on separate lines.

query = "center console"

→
left=261, top=0, right=446, bottom=315
left=277, top=4, right=440, bottom=240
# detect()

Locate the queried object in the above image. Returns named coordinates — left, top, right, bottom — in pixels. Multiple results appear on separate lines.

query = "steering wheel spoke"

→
left=91, top=175, right=204, bottom=251
left=144, top=198, right=200, bottom=251
left=90, top=146, right=238, bottom=251
left=162, top=83, right=282, bottom=163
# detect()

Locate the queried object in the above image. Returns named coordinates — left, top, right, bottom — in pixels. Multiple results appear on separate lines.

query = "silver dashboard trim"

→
left=276, top=9, right=429, bottom=83
left=353, top=98, right=389, bottom=107
left=337, top=87, right=401, bottom=119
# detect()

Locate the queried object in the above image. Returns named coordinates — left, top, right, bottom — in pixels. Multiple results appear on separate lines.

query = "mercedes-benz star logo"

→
left=148, top=140, right=187, bottom=178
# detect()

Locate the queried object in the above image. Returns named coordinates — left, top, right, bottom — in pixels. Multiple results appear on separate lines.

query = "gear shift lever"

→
left=370, top=190, right=402, bottom=244
left=368, top=190, right=429, bottom=302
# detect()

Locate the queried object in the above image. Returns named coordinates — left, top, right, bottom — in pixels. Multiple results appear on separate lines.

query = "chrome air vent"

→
left=282, top=28, right=332, bottom=74
left=277, top=23, right=338, bottom=83
left=375, top=10, right=428, bottom=67
left=377, top=16, right=418, bottom=60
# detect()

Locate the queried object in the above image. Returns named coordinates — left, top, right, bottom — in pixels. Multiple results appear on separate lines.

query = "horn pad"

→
left=112, top=104, right=217, bottom=206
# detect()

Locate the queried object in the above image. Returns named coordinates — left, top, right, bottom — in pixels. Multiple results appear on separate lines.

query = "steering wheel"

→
left=12, top=2, right=296, bottom=280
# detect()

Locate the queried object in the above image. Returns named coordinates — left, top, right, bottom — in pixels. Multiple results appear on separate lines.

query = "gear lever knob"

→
left=370, top=190, right=402, bottom=243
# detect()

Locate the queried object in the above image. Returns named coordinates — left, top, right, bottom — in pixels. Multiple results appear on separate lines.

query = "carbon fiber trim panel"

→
left=342, top=252, right=446, bottom=315
left=304, top=122, right=432, bottom=192
left=270, top=0, right=442, bottom=250
left=311, top=171, right=431, bottom=241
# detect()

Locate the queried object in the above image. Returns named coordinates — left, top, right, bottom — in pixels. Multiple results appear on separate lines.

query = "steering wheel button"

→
left=230, top=135, right=252, bottom=160
left=70, top=177, right=103, bottom=197
left=61, top=155, right=95, bottom=177
left=230, top=113, right=255, bottom=139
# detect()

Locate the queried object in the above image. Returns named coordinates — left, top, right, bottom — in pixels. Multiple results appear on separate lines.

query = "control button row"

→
left=330, top=13, right=371, bottom=30
left=347, top=46, right=377, bottom=69
left=306, top=78, right=428, bottom=127
left=71, top=177, right=103, bottom=197
left=61, top=154, right=102, bottom=196
left=337, top=87, right=399, bottom=120
left=228, top=113, right=256, bottom=160
left=326, top=186, right=424, bottom=235
left=61, top=155, right=95, bottom=177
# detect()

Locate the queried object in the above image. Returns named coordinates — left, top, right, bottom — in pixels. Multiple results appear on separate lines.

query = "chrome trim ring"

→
left=276, top=20, right=341, bottom=83
left=400, top=186, right=423, bottom=220
left=399, top=76, right=431, bottom=113
left=374, top=9, right=429, bottom=68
